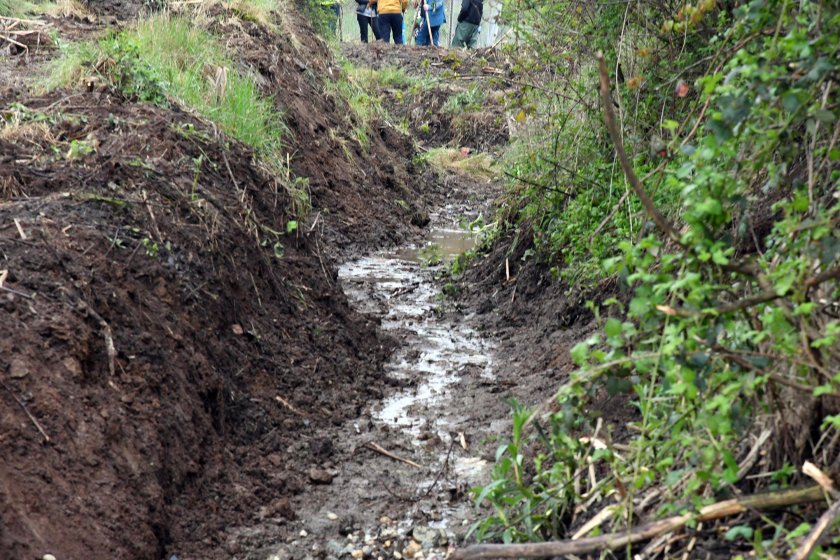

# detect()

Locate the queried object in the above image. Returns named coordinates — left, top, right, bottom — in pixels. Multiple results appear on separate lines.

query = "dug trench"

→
left=0, top=6, right=599, bottom=560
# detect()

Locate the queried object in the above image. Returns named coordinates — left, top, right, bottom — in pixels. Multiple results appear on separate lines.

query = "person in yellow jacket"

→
left=368, top=0, right=409, bottom=44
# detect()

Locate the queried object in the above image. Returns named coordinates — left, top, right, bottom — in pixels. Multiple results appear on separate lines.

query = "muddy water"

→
left=263, top=216, right=504, bottom=560
left=337, top=224, right=494, bottom=523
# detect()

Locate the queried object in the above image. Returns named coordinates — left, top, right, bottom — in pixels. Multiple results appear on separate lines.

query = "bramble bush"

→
left=474, top=0, right=839, bottom=555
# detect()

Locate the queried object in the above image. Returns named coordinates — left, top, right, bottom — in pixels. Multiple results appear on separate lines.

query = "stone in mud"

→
left=325, top=540, right=347, bottom=558
left=402, top=540, right=422, bottom=558
left=308, top=467, right=334, bottom=484
left=411, top=526, right=447, bottom=548
left=9, top=357, right=30, bottom=379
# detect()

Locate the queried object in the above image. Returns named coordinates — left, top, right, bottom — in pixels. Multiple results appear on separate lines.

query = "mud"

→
left=0, top=7, right=443, bottom=557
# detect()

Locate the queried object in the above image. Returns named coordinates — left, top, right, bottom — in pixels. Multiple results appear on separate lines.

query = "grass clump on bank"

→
left=49, top=14, right=286, bottom=157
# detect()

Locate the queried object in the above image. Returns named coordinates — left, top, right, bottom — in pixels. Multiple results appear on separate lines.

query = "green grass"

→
left=0, top=0, right=38, bottom=16
left=49, top=14, right=286, bottom=155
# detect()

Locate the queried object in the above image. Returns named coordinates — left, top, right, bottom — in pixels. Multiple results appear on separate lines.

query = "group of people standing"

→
left=350, top=0, right=483, bottom=48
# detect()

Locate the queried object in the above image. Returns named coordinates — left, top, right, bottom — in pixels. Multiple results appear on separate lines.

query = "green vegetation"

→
left=327, top=63, right=429, bottom=146
left=0, top=0, right=39, bottom=16
left=46, top=11, right=312, bottom=218
left=50, top=15, right=285, bottom=153
left=472, top=0, right=840, bottom=556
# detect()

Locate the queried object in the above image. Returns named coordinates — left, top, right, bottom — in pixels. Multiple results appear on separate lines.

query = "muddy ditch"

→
left=249, top=183, right=515, bottom=560
left=0, top=5, right=601, bottom=560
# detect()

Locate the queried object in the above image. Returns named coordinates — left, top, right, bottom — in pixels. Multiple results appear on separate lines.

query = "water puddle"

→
left=390, top=228, right=478, bottom=264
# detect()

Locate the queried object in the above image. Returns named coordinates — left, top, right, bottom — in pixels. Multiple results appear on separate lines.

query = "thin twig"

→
left=0, top=378, right=51, bottom=443
left=421, top=438, right=456, bottom=498
left=366, top=441, right=423, bottom=468
left=596, top=52, right=681, bottom=244
left=791, top=499, right=840, bottom=560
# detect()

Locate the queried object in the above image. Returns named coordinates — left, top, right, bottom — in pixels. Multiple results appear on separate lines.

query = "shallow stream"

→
left=337, top=223, right=495, bottom=528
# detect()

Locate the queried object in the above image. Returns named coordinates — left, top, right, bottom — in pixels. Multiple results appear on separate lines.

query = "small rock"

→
left=42, top=555, right=57, bottom=560
left=351, top=550, right=364, bottom=559
left=393, top=553, right=402, bottom=560
left=326, top=512, right=338, bottom=520
left=9, top=358, right=29, bottom=379
left=308, top=467, right=334, bottom=484
left=383, top=540, right=391, bottom=548
left=402, top=540, right=422, bottom=559
left=62, top=357, right=82, bottom=377
left=231, top=324, right=244, bottom=335
left=411, top=526, right=446, bottom=548
left=299, top=529, right=308, bottom=538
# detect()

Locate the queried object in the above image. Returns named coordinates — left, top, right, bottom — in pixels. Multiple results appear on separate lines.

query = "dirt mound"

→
left=341, top=43, right=510, bottom=78
left=206, top=12, right=430, bottom=251
left=0, top=89, right=393, bottom=559
left=82, top=0, right=151, bottom=20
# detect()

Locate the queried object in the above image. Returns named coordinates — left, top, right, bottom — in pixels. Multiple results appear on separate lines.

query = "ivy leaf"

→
left=719, top=94, right=750, bottom=126
left=782, top=91, right=802, bottom=113
left=707, top=118, right=732, bottom=142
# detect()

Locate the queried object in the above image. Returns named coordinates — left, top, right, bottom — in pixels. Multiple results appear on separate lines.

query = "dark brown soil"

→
left=0, top=7, right=439, bottom=560
left=0, top=88, right=398, bottom=560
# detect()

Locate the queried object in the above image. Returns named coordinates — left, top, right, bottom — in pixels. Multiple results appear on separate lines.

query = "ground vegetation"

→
left=465, top=0, right=840, bottom=557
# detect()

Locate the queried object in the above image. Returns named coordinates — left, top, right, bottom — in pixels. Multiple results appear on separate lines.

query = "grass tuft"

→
left=49, top=14, right=286, bottom=155
left=424, top=147, right=497, bottom=180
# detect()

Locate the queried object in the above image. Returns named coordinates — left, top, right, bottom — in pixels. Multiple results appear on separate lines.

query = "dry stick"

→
left=791, top=462, right=840, bottom=560
left=451, top=485, right=827, bottom=560
left=596, top=52, right=681, bottom=245
left=0, top=378, right=51, bottom=443
left=792, top=499, right=840, bottom=560
left=0, top=284, right=35, bottom=299
left=74, top=298, right=117, bottom=377
left=366, top=441, right=423, bottom=468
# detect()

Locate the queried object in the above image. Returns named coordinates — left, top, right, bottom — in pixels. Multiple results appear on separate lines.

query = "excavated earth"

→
left=0, top=4, right=609, bottom=560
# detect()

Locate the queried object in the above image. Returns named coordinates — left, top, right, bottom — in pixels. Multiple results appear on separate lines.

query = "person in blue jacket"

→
left=413, top=0, right=445, bottom=47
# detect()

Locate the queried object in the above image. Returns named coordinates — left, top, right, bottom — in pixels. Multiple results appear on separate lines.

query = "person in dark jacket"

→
left=451, top=0, right=482, bottom=48
left=356, top=0, right=382, bottom=42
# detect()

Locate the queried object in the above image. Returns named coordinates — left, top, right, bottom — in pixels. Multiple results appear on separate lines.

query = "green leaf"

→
left=570, top=342, right=589, bottom=366
left=725, top=525, right=754, bottom=541
left=782, top=91, right=802, bottom=113
left=813, top=109, right=836, bottom=123
left=604, top=318, right=622, bottom=338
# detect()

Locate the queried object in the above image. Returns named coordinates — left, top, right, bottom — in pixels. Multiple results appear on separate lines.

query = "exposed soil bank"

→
left=0, top=89, right=399, bottom=560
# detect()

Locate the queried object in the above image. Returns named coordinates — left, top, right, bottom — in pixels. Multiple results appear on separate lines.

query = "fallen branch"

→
left=451, top=485, right=826, bottom=559
left=791, top=462, right=839, bottom=560
left=792, top=498, right=840, bottom=560
left=596, top=52, right=681, bottom=244
left=366, top=441, right=422, bottom=468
